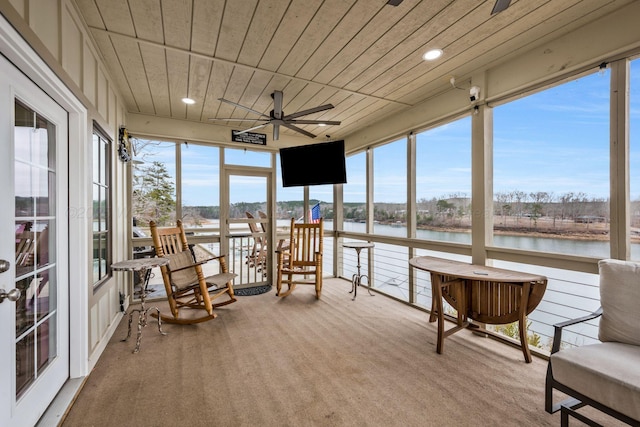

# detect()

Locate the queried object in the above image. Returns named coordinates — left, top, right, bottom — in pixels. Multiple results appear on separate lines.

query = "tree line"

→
left=131, top=160, right=624, bottom=229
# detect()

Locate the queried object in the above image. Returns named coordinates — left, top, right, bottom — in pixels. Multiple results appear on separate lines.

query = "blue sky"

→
left=136, top=59, right=640, bottom=205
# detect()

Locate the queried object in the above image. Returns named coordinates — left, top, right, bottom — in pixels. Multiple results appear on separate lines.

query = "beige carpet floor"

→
left=61, top=278, right=610, bottom=427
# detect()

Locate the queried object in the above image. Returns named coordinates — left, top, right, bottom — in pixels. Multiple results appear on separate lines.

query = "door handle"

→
left=0, top=259, right=9, bottom=273
left=0, top=288, right=21, bottom=303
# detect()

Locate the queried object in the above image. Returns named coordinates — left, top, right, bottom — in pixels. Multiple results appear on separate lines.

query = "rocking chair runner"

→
left=150, top=220, right=237, bottom=324
left=276, top=217, right=323, bottom=298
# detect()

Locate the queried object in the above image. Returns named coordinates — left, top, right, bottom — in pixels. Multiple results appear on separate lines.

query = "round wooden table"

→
left=409, top=256, right=547, bottom=363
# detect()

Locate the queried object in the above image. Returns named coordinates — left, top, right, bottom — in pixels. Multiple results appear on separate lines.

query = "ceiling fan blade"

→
left=234, top=123, right=269, bottom=135
left=208, top=118, right=269, bottom=122
left=281, top=123, right=317, bottom=139
left=217, top=98, right=270, bottom=118
left=491, top=0, right=511, bottom=15
left=283, top=104, right=334, bottom=120
left=288, top=119, right=341, bottom=125
left=272, top=91, right=283, bottom=119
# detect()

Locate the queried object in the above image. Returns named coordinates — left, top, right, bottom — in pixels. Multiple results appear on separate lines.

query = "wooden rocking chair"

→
left=15, top=223, right=48, bottom=278
left=245, top=211, right=267, bottom=272
left=150, top=220, right=237, bottom=324
left=276, top=217, right=324, bottom=298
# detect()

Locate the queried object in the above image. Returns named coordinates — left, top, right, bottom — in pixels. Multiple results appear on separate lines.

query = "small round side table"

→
left=343, top=242, right=375, bottom=300
left=112, top=257, right=169, bottom=353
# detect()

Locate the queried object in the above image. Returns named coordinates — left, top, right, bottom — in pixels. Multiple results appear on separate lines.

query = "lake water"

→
left=337, top=220, right=640, bottom=259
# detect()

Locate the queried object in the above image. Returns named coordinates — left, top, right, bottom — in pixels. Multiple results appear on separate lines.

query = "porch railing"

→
left=132, top=225, right=602, bottom=353
left=335, top=231, right=601, bottom=354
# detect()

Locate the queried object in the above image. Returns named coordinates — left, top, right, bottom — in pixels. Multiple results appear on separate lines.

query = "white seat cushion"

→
left=551, top=342, right=640, bottom=421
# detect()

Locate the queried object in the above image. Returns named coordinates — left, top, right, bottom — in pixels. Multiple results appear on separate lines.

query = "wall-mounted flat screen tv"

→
left=279, top=140, right=347, bottom=187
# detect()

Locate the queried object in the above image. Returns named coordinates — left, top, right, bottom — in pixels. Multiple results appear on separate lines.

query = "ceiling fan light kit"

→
left=209, top=90, right=340, bottom=141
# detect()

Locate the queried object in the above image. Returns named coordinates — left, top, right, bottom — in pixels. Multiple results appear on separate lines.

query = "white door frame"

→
left=221, top=164, right=275, bottom=286
left=0, top=13, right=89, bottom=423
left=0, top=54, right=70, bottom=425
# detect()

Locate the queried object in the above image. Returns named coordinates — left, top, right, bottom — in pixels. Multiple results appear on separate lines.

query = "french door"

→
left=0, top=55, right=69, bottom=426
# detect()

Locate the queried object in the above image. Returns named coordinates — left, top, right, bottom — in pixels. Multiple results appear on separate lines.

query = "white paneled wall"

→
left=2, top=0, right=130, bottom=366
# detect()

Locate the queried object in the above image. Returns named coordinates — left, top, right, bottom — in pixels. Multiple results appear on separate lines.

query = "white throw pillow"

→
left=598, top=259, right=640, bottom=345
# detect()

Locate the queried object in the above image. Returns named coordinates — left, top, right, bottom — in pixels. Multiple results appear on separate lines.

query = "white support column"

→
left=334, top=183, right=344, bottom=278
left=303, top=185, right=310, bottom=223
left=269, top=152, right=278, bottom=285
left=609, top=59, right=630, bottom=260
left=175, top=142, right=182, bottom=221
left=471, top=101, right=493, bottom=265
left=219, top=148, right=228, bottom=257
left=407, top=132, right=417, bottom=303
left=407, top=132, right=417, bottom=239
left=366, top=147, right=374, bottom=235
left=366, top=147, right=374, bottom=285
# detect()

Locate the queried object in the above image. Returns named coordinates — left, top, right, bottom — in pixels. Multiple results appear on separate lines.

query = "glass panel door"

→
left=14, top=100, right=59, bottom=399
left=0, top=55, right=69, bottom=427
left=225, top=171, right=271, bottom=291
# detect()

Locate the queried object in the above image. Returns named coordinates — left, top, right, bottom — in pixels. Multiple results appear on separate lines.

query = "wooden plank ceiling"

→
left=74, top=0, right=631, bottom=142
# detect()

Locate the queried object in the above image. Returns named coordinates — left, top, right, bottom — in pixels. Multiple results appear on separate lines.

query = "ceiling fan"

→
left=209, top=90, right=341, bottom=141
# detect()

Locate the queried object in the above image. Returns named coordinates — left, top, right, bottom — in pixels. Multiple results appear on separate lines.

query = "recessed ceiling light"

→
left=318, top=123, right=327, bottom=126
left=423, top=49, right=443, bottom=61
left=182, top=97, right=195, bottom=104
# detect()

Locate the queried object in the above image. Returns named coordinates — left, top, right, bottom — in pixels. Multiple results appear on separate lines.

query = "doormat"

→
left=235, top=285, right=272, bottom=296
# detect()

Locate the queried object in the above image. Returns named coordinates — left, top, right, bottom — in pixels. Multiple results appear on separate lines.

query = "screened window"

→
left=225, top=147, right=270, bottom=167
left=373, top=139, right=406, bottom=236
left=343, top=152, right=366, bottom=230
left=92, top=128, right=111, bottom=286
left=276, top=154, right=304, bottom=221
left=415, top=117, right=472, bottom=244
left=131, top=140, right=176, bottom=227
left=309, top=185, right=333, bottom=227
left=181, top=143, right=220, bottom=231
left=493, top=71, right=610, bottom=257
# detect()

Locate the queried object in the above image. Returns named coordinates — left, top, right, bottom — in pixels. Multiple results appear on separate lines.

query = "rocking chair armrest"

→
left=206, top=254, right=227, bottom=261
left=191, top=257, right=216, bottom=266
left=167, top=259, right=210, bottom=273
left=167, top=263, right=197, bottom=273
left=550, top=307, right=603, bottom=354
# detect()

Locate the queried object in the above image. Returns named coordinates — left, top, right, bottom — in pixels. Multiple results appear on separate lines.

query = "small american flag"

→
left=309, top=203, right=321, bottom=223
